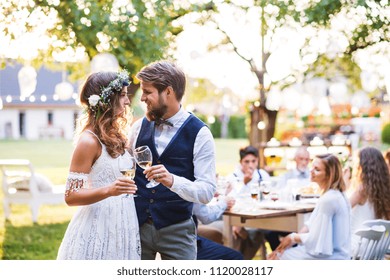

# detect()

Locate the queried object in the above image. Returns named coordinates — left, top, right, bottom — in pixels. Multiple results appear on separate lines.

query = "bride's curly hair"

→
left=75, top=72, right=131, bottom=158
left=358, top=147, right=390, bottom=220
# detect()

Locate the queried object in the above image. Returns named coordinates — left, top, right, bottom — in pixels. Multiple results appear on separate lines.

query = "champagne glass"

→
left=118, top=154, right=136, bottom=198
left=133, top=145, right=159, bottom=188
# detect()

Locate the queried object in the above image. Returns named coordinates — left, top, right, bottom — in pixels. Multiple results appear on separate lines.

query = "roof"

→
left=0, top=63, right=81, bottom=109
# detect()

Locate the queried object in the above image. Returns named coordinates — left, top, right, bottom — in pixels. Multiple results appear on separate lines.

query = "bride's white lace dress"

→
left=57, top=134, right=141, bottom=260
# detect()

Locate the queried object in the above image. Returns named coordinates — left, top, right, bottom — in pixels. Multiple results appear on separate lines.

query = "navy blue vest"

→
left=134, top=114, right=206, bottom=229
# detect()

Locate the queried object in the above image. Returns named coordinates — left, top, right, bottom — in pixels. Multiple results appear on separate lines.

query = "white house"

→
left=0, top=64, right=82, bottom=140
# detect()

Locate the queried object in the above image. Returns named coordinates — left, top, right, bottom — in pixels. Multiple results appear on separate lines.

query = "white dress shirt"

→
left=129, top=107, right=216, bottom=204
left=226, top=165, right=271, bottom=198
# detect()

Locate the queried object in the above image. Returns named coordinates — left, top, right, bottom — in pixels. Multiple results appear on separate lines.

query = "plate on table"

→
left=297, top=197, right=319, bottom=204
left=300, top=193, right=320, bottom=199
left=258, top=202, right=292, bottom=210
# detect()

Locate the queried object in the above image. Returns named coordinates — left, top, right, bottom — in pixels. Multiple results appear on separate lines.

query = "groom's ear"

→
left=165, top=86, right=174, bottom=98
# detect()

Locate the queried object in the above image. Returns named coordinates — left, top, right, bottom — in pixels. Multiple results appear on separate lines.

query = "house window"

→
left=48, top=111, right=53, bottom=126
left=73, top=111, right=78, bottom=130
left=19, top=112, right=25, bottom=137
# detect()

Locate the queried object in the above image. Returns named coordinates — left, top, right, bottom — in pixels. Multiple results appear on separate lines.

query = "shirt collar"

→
left=166, top=106, right=186, bottom=127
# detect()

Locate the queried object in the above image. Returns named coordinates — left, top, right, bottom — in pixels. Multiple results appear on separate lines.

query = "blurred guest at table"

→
left=226, top=145, right=271, bottom=259
left=266, top=146, right=312, bottom=250
left=268, top=154, right=351, bottom=260
left=277, top=146, right=311, bottom=187
left=196, top=193, right=235, bottom=244
left=193, top=199, right=243, bottom=260
left=349, top=147, right=390, bottom=255
left=227, top=145, right=271, bottom=198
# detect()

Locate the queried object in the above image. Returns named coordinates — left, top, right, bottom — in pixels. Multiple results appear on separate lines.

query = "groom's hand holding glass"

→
left=143, top=164, right=174, bottom=188
left=134, top=145, right=174, bottom=188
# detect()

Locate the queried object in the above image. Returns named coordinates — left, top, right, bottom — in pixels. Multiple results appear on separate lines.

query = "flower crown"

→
left=88, top=69, right=130, bottom=119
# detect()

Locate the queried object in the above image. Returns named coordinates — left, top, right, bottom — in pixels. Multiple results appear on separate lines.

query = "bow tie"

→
left=154, top=118, right=173, bottom=127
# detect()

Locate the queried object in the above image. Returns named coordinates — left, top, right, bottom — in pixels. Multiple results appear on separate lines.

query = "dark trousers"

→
left=197, top=236, right=243, bottom=260
left=265, top=230, right=290, bottom=250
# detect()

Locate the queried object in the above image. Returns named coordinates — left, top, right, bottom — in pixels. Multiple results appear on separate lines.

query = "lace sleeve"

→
left=65, top=172, right=89, bottom=197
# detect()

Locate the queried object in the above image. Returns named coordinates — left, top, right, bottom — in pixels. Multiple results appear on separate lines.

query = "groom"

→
left=129, top=60, right=216, bottom=260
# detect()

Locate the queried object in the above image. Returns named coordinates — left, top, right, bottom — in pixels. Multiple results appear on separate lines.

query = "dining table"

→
left=222, top=201, right=316, bottom=248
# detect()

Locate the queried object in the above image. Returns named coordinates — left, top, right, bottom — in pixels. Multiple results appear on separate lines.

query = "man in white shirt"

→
left=226, top=145, right=271, bottom=259
left=129, top=61, right=216, bottom=260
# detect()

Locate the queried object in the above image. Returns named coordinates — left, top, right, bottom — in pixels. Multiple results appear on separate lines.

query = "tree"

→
left=206, top=0, right=389, bottom=145
left=0, top=0, right=215, bottom=94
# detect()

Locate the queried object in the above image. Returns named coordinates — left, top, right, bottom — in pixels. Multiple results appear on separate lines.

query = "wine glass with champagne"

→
left=133, top=145, right=159, bottom=188
left=118, top=153, right=136, bottom=198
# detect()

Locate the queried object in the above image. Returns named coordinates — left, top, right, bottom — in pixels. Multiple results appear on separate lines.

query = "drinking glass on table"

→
left=260, top=181, right=271, bottom=201
left=216, top=176, right=229, bottom=197
left=270, top=191, right=279, bottom=202
left=250, top=183, right=260, bottom=203
left=118, top=154, right=136, bottom=198
left=133, top=145, right=159, bottom=188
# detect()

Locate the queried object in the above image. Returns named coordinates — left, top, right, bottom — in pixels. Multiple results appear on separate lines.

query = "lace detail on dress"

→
left=65, top=172, right=88, bottom=197
left=57, top=142, right=141, bottom=260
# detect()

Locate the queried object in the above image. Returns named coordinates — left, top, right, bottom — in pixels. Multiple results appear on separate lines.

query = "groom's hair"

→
left=136, top=60, right=186, bottom=102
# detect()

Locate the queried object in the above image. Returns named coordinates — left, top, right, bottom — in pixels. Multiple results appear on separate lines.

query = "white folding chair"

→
left=363, top=219, right=390, bottom=260
left=0, top=159, right=65, bottom=222
left=352, top=226, right=386, bottom=260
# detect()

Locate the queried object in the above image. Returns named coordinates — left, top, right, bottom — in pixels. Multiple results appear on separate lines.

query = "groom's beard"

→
left=146, top=98, right=168, bottom=122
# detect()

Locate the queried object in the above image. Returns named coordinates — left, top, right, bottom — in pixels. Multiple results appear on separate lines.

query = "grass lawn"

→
left=0, top=138, right=248, bottom=259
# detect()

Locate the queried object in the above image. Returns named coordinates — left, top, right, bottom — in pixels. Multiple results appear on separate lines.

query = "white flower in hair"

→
left=88, top=95, right=101, bottom=107
left=87, top=69, right=130, bottom=119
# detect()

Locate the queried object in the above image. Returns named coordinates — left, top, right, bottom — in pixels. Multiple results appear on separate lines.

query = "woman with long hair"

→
left=349, top=146, right=390, bottom=253
left=268, top=154, right=351, bottom=260
left=57, top=71, right=141, bottom=260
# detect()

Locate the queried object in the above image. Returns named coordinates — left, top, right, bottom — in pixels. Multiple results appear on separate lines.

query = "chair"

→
left=352, top=226, right=385, bottom=260
left=363, top=219, right=390, bottom=260
left=0, top=159, right=65, bottom=222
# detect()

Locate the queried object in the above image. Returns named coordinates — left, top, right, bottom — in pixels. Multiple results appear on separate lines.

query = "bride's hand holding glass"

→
left=118, top=154, right=137, bottom=197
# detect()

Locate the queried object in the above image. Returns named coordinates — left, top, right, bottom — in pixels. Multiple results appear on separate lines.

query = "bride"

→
left=57, top=70, right=140, bottom=260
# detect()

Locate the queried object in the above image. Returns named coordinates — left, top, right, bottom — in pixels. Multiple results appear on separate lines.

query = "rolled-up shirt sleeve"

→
left=193, top=200, right=227, bottom=224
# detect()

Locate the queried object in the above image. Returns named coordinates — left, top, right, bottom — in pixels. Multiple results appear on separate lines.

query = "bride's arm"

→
left=65, top=134, right=136, bottom=206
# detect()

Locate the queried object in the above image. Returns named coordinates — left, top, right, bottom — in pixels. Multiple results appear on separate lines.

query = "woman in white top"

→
left=349, top=146, right=390, bottom=254
left=268, top=154, right=351, bottom=260
left=57, top=71, right=141, bottom=260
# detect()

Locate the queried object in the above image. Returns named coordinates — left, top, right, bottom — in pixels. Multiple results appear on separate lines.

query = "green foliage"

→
left=2, top=0, right=215, bottom=81
left=304, top=0, right=343, bottom=26
left=228, top=115, right=247, bottom=138
left=197, top=114, right=247, bottom=139
left=197, top=114, right=221, bottom=138
left=304, top=54, right=362, bottom=92
left=382, top=123, right=390, bottom=145
left=302, top=0, right=389, bottom=54
left=186, top=78, right=220, bottom=104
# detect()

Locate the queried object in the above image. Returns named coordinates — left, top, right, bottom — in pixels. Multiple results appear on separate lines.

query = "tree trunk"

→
left=249, top=105, right=278, bottom=146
